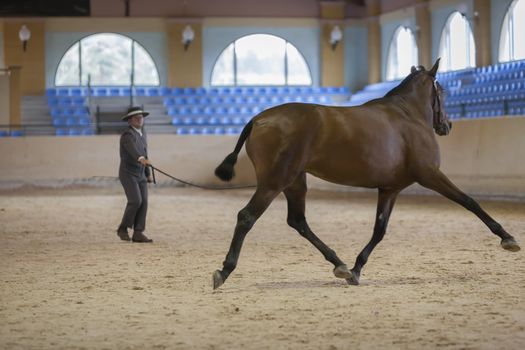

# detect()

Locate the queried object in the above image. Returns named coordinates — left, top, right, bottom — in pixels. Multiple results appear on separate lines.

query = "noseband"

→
left=431, top=78, right=444, bottom=128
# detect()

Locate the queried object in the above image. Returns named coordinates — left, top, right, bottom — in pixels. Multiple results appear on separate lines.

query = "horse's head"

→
left=413, top=58, right=451, bottom=136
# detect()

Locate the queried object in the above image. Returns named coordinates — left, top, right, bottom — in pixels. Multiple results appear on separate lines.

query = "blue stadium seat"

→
left=220, top=116, right=232, bottom=125
left=146, top=87, right=160, bottom=96
left=239, top=106, right=250, bottom=115
left=50, top=108, right=62, bottom=118
left=203, top=106, right=214, bottom=115
left=227, top=106, right=240, bottom=115
left=70, top=88, right=83, bottom=96
left=195, top=87, right=206, bottom=95
left=69, top=128, right=82, bottom=136
left=215, top=106, right=227, bottom=115
left=74, top=108, right=88, bottom=118
left=181, top=87, right=193, bottom=95
left=53, top=117, right=66, bottom=126
left=82, top=128, right=94, bottom=136
left=173, top=96, right=185, bottom=104
left=210, top=96, right=223, bottom=104
left=176, top=128, right=189, bottom=135
left=186, top=96, right=198, bottom=105
left=10, top=130, right=23, bottom=137
left=226, top=127, right=239, bottom=134
left=251, top=106, right=262, bottom=115
left=190, top=106, right=203, bottom=115
left=195, top=117, right=206, bottom=125
left=109, top=88, right=120, bottom=96
left=172, top=117, right=183, bottom=125
left=200, top=96, right=212, bottom=105
left=208, top=116, right=220, bottom=125
left=46, top=88, right=57, bottom=97
left=72, top=97, right=85, bottom=105
left=55, top=128, right=68, bottom=136
left=232, top=117, right=243, bottom=125
left=257, top=96, right=271, bottom=104
left=270, top=96, right=282, bottom=104
left=66, top=117, right=77, bottom=126
left=214, top=127, right=226, bottom=135
left=57, top=88, right=70, bottom=96
left=200, top=127, right=214, bottom=135
left=93, top=87, right=108, bottom=96
left=78, top=117, right=91, bottom=126
left=171, top=87, right=184, bottom=96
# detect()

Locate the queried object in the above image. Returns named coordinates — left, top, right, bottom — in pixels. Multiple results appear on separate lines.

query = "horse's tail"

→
left=214, top=120, right=254, bottom=181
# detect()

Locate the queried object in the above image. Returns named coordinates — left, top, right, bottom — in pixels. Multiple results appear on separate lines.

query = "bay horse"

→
left=212, top=59, right=520, bottom=289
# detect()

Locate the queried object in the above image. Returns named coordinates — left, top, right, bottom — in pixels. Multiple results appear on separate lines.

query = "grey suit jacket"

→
left=119, top=126, right=150, bottom=179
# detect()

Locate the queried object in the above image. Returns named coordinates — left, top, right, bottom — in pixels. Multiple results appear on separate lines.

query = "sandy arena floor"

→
left=0, top=186, right=524, bottom=350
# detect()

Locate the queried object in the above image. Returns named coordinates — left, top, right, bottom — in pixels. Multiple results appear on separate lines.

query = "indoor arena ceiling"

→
left=0, top=0, right=412, bottom=18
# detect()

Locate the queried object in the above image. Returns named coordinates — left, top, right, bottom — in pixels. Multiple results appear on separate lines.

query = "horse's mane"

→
left=384, top=66, right=426, bottom=97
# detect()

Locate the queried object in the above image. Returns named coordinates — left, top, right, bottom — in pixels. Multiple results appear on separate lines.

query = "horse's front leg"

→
left=417, top=169, right=520, bottom=251
left=350, top=188, right=400, bottom=285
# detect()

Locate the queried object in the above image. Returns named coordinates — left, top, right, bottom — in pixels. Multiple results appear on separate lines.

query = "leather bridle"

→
left=432, top=78, right=445, bottom=129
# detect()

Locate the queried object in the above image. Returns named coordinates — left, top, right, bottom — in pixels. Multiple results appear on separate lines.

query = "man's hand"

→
left=138, top=156, right=151, bottom=166
left=147, top=175, right=154, bottom=183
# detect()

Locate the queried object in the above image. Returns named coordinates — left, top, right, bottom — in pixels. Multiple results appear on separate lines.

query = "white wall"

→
left=1, top=117, right=525, bottom=199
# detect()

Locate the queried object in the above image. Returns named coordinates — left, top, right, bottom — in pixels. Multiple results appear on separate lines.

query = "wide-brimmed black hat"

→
left=122, top=107, right=150, bottom=121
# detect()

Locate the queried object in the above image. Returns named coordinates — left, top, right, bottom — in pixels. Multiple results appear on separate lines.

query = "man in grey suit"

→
left=117, top=106, right=154, bottom=243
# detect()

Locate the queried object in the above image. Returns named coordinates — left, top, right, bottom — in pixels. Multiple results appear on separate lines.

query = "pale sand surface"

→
left=0, top=186, right=524, bottom=350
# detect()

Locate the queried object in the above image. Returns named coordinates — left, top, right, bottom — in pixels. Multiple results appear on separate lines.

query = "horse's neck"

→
left=395, top=89, right=433, bottom=127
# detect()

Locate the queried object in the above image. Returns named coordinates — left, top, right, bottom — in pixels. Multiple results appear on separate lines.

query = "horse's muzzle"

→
left=436, top=121, right=452, bottom=136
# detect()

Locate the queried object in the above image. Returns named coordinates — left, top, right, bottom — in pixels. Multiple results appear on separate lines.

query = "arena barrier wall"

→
left=1, top=117, right=524, bottom=198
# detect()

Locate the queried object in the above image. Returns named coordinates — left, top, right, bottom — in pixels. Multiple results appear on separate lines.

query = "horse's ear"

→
left=411, top=66, right=417, bottom=73
left=429, top=58, right=440, bottom=77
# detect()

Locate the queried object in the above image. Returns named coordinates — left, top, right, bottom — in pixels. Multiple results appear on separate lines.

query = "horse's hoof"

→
left=346, top=269, right=360, bottom=286
left=333, top=264, right=351, bottom=279
left=501, top=238, right=521, bottom=252
left=333, top=265, right=360, bottom=285
left=213, top=270, right=224, bottom=290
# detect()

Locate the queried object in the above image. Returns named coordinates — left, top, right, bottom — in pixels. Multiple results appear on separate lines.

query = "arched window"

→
left=499, top=0, right=525, bottom=62
left=386, top=26, right=418, bottom=80
left=438, top=11, right=475, bottom=71
left=211, top=34, right=312, bottom=86
left=55, top=33, right=160, bottom=86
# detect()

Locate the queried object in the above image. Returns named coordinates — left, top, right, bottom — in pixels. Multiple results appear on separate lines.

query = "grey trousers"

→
left=119, top=172, right=148, bottom=232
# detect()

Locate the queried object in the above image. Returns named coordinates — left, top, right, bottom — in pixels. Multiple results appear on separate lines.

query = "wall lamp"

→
left=182, top=25, right=195, bottom=51
left=19, top=25, right=31, bottom=52
left=329, top=25, right=342, bottom=51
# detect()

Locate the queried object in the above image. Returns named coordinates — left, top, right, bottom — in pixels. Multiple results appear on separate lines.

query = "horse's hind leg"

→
left=213, top=187, right=280, bottom=289
left=283, top=172, right=351, bottom=282
left=350, top=188, right=400, bottom=285
left=418, top=169, right=520, bottom=251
